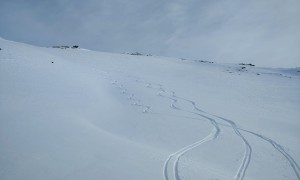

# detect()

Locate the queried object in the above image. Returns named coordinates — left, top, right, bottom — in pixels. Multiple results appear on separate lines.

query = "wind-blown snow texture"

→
left=0, top=38, right=299, bottom=180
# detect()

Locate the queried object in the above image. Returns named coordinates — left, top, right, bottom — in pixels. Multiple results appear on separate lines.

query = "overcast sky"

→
left=0, top=0, right=299, bottom=67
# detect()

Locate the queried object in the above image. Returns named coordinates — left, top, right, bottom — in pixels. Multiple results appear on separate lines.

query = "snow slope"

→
left=0, top=38, right=299, bottom=180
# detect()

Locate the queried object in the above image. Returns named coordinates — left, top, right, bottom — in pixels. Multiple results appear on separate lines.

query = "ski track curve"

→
left=115, top=75, right=250, bottom=180
left=160, top=90, right=252, bottom=180
left=163, top=124, right=220, bottom=180
left=112, top=77, right=222, bottom=180
left=139, top=82, right=222, bottom=180
left=215, top=116, right=252, bottom=180
left=110, top=76, right=151, bottom=114
left=164, top=85, right=298, bottom=180
left=145, top=85, right=224, bottom=180
left=173, top=119, right=220, bottom=180
left=239, top=128, right=300, bottom=179
left=94, top=71, right=299, bottom=180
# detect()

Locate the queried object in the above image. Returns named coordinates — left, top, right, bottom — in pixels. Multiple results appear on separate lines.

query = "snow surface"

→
left=0, top=38, right=299, bottom=180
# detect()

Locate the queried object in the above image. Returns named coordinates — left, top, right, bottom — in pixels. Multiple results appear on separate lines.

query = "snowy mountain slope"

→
left=0, top=38, right=299, bottom=180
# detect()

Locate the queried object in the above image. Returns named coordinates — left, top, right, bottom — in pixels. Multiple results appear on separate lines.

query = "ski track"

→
left=213, top=116, right=252, bottom=180
left=157, top=84, right=298, bottom=180
left=157, top=88, right=251, bottom=180
left=100, top=73, right=222, bottom=180
left=163, top=125, right=219, bottom=180
left=106, top=74, right=253, bottom=180
left=94, top=70, right=299, bottom=180
left=133, top=82, right=226, bottom=180
left=239, top=128, right=300, bottom=179
left=110, top=78, right=151, bottom=113
left=173, top=119, right=220, bottom=180
left=173, top=93, right=299, bottom=180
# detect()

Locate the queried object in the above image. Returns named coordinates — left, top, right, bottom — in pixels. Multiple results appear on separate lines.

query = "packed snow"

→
left=0, top=38, right=299, bottom=180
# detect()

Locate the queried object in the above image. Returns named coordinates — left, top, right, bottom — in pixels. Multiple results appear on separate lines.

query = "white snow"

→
left=0, top=38, right=299, bottom=180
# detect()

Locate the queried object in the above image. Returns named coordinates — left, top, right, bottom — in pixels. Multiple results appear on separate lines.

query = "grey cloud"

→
left=0, top=0, right=299, bottom=67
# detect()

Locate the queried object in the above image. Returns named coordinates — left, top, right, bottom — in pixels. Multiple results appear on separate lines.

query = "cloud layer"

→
left=1, top=0, right=299, bottom=67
